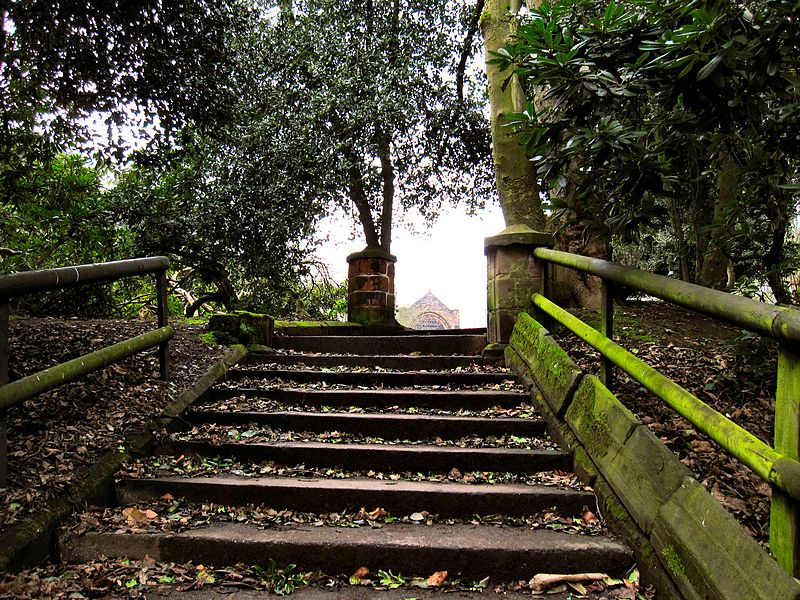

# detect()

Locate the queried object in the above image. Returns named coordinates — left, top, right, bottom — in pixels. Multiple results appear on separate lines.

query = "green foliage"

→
left=108, top=127, right=321, bottom=316
left=0, top=153, right=124, bottom=271
left=0, top=149, right=153, bottom=316
left=1, top=1, right=251, bottom=154
left=1, top=0, right=490, bottom=318
left=377, top=569, right=408, bottom=589
left=251, top=560, right=309, bottom=595
left=223, top=0, right=493, bottom=251
left=494, top=0, right=799, bottom=298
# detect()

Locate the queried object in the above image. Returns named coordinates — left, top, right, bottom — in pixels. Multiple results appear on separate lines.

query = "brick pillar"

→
left=485, top=225, right=554, bottom=346
left=346, top=247, right=397, bottom=326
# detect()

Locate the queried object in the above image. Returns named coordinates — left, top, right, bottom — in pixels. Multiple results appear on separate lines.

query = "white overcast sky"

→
left=315, top=202, right=507, bottom=328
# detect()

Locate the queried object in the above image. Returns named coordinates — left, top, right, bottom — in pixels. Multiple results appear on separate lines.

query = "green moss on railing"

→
left=533, top=293, right=800, bottom=501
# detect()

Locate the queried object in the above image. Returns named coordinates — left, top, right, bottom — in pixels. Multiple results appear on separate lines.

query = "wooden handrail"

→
left=531, top=248, right=800, bottom=576
left=0, top=257, right=172, bottom=488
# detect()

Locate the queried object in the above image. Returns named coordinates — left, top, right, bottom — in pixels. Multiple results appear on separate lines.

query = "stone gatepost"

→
left=485, top=225, right=554, bottom=347
left=346, top=246, right=397, bottom=326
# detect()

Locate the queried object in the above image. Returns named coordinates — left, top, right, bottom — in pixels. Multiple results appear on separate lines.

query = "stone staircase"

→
left=60, top=330, right=633, bottom=588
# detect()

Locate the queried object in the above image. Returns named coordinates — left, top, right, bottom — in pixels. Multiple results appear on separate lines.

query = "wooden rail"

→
left=532, top=248, right=800, bottom=577
left=0, top=257, right=173, bottom=488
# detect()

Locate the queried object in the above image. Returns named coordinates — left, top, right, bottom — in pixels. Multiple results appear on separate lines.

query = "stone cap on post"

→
left=484, top=224, right=554, bottom=253
left=346, top=246, right=397, bottom=264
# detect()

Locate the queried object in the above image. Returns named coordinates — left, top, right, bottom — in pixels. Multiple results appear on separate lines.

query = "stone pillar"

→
left=347, top=247, right=397, bottom=326
left=485, top=224, right=554, bottom=346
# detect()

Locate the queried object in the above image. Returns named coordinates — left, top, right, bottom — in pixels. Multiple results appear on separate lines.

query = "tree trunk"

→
left=376, top=127, right=395, bottom=253
left=551, top=225, right=610, bottom=308
left=764, top=193, right=793, bottom=305
left=697, top=150, right=739, bottom=289
left=457, top=0, right=486, bottom=103
left=481, top=0, right=545, bottom=230
left=669, top=196, right=691, bottom=281
left=344, top=147, right=380, bottom=249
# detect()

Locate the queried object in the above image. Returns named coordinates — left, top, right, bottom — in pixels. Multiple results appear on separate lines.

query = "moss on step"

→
left=508, top=312, right=582, bottom=416
left=208, top=312, right=274, bottom=346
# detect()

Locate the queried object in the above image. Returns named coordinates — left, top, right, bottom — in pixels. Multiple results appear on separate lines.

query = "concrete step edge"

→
left=159, top=440, right=572, bottom=474
left=61, top=522, right=633, bottom=581
left=116, top=475, right=593, bottom=517
left=183, top=410, right=547, bottom=439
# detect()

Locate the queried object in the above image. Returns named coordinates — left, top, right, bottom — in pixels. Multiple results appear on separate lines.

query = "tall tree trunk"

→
left=343, top=146, right=380, bottom=248
left=764, top=193, right=792, bottom=305
left=376, top=128, right=395, bottom=253
left=669, top=196, right=691, bottom=281
left=698, top=150, right=739, bottom=289
left=481, top=0, right=545, bottom=229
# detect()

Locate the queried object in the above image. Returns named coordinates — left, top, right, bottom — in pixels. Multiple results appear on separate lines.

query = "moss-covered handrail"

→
left=533, top=248, right=800, bottom=346
left=533, top=294, right=800, bottom=501
left=530, top=247, right=800, bottom=576
left=0, top=257, right=172, bottom=488
left=0, top=257, right=170, bottom=298
left=0, top=326, right=174, bottom=412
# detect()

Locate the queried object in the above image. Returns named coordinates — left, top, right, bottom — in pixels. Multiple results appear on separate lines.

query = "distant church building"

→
left=396, top=291, right=460, bottom=330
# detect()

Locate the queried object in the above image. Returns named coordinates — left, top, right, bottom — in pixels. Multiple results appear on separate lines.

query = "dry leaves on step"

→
left=349, top=566, right=371, bottom=585
left=122, top=507, right=157, bottom=523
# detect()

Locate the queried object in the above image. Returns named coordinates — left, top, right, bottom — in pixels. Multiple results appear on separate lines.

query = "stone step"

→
left=116, top=476, right=593, bottom=517
left=184, top=410, right=547, bottom=440
left=248, top=353, right=503, bottom=370
left=160, top=440, right=571, bottom=474
left=60, top=522, right=633, bottom=581
left=226, top=368, right=514, bottom=387
left=210, top=387, right=528, bottom=411
left=273, top=334, right=487, bottom=356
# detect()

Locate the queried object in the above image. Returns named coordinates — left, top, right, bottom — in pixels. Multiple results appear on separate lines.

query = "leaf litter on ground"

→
left=0, top=318, right=226, bottom=533
left=121, top=453, right=586, bottom=490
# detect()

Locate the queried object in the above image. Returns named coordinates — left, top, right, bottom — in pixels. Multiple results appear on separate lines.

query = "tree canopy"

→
left=1, top=0, right=494, bottom=316
left=1, top=1, right=249, bottom=151
left=493, top=0, right=799, bottom=299
left=227, top=0, right=493, bottom=253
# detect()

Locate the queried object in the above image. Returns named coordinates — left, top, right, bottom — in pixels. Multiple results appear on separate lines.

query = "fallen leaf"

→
left=581, top=507, right=599, bottom=525
left=122, top=507, right=157, bottom=523
left=692, top=440, right=714, bottom=453
left=352, top=566, right=370, bottom=579
left=568, top=581, right=588, bottom=594
left=368, top=507, right=387, bottom=520
left=427, top=571, right=447, bottom=587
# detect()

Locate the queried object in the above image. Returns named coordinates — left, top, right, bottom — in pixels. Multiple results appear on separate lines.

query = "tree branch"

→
left=376, top=127, right=395, bottom=252
left=457, top=0, right=485, bottom=103
left=343, top=146, right=380, bottom=248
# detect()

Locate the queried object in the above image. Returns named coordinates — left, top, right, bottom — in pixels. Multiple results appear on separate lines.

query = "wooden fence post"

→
left=601, top=280, right=615, bottom=392
left=156, top=271, right=170, bottom=381
left=0, top=300, right=9, bottom=488
left=772, top=346, right=800, bottom=576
